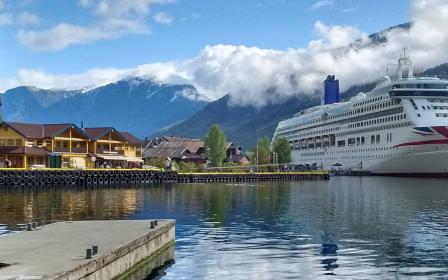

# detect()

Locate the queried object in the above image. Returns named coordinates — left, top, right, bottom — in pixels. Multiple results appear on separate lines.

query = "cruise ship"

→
left=273, top=54, right=448, bottom=176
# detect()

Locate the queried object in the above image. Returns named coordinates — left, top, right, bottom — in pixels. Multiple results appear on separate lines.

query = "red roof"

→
left=4, top=122, right=89, bottom=139
left=0, top=146, right=50, bottom=156
left=5, top=122, right=44, bottom=138
left=42, top=124, right=73, bottom=137
left=120, top=131, right=143, bottom=145
left=84, top=127, right=115, bottom=140
left=84, top=127, right=126, bottom=141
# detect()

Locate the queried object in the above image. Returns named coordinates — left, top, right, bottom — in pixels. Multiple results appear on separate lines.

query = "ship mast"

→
left=397, top=48, right=414, bottom=79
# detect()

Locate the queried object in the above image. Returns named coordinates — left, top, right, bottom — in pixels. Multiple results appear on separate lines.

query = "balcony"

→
left=96, top=148, right=124, bottom=155
left=53, top=147, right=70, bottom=153
left=71, top=147, right=87, bottom=153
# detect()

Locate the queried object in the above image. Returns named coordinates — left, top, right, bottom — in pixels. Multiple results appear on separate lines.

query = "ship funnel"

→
left=397, top=48, right=414, bottom=79
left=321, top=75, right=340, bottom=105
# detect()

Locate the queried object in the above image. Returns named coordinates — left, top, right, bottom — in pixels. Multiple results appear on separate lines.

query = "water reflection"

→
left=0, top=177, right=448, bottom=279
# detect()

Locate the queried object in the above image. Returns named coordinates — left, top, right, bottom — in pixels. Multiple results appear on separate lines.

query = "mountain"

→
left=154, top=94, right=320, bottom=149
left=367, top=22, right=411, bottom=44
left=416, top=63, right=448, bottom=79
left=156, top=63, right=445, bottom=149
left=2, top=78, right=209, bottom=138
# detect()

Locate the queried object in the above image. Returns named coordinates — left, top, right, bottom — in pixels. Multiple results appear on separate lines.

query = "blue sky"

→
left=0, top=0, right=410, bottom=80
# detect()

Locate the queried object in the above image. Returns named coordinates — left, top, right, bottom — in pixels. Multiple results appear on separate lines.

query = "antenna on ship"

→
left=397, top=47, right=414, bottom=79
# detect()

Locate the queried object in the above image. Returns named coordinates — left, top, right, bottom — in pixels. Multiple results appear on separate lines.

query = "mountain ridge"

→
left=1, top=79, right=209, bottom=138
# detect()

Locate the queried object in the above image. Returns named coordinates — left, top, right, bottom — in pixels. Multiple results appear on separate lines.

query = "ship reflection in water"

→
left=1, top=177, right=448, bottom=279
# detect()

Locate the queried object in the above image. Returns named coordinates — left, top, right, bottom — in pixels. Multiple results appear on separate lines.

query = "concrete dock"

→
left=0, top=220, right=175, bottom=280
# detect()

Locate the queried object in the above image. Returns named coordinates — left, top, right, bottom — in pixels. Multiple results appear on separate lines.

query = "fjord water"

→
left=1, top=177, right=448, bottom=279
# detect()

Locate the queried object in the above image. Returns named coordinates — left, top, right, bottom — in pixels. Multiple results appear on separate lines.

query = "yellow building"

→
left=120, top=131, right=144, bottom=168
left=0, top=122, right=92, bottom=168
left=84, top=128, right=143, bottom=168
left=0, top=122, right=143, bottom=169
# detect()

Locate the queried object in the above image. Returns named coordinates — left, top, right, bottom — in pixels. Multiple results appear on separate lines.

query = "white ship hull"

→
left=291, top=125, right=448, bottom=175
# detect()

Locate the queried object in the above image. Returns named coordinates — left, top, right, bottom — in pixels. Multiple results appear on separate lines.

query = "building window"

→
left=371, top=135, right=375, bottom=144
left=15, top=139, right=23, bottom=146
left=7, top=139, right=14, bottom=146
left=348, top=138, right=355, bottom=146
left=361, top=137, right=365, bottom=145
left=0, top=139, right=4, bottom=146
left=376, top=135, right=380, bottom=144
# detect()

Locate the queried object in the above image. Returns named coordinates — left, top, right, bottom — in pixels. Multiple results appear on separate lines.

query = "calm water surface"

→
left=1, top=177, right=448, bottom=279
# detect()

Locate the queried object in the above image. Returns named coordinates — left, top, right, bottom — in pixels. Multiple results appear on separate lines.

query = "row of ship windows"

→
left=339, top=134, right=386, bottom=147
left=286, top=120, right=410, bottom=145
left=436, top=113, right=448, bottom=118
left=286, top=126, right=340, bottom=139
left=282, top=98, right=399, bottom=132
left=393, top=83, right=448, bottom=89
left=348, top=114, right=406, bottom=128
left=353, top=96, right=388, bottom=107
left=282, top=109, right=404, bottom=140
left=338, top=122, right=411, bottom=138
left=428, top=99, right=448, bottom=103
left=413, top=103, right=448, bottom=111
left=338, top=146, right=397, bottom=153
left=416, top=112, right=448, bottom=118
left=290, top=133, right=390, bottom=151
left=306, top=153, right=396, bottom=161
left=432, top=106, right=448, bottom=110
left=302, top=146, right=398, bottom=159
left=331, top=99, right=399, bottom=120
left=305, top=155, right=394, bottom=162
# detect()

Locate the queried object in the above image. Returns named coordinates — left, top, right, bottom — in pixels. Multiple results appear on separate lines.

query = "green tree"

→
left=205, top=124, right=227, bottom=166
left=255, top=137, right=271, bottom=165
left=273, top=138, right=291, bottom=164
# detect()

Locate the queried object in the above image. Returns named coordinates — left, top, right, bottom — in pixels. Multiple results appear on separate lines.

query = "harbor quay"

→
left=0, top=169, right=329, bottom=188
left=0, top=220, right=175, bottom=280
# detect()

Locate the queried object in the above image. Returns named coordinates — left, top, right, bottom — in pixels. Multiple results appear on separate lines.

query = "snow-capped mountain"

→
left=1, top=78, right=209, bottom=138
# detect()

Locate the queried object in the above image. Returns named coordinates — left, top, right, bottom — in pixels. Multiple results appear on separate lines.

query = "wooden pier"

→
left=0, top=220, right=175, bottom=280
left=0, top=169, right=329, bottom=188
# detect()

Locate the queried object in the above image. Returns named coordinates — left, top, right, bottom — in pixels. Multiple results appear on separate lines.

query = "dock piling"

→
left=86, top=248, right=92, bottom=259
left=92, top=245, right=98, bottom=255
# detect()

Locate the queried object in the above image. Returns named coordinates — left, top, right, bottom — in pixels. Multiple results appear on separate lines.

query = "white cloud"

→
left=18, top=19, right=148, bottom=51
left=17, top=11, right=40, bottom=26
left=309, top=21, right=368, bottom=49
left=153, top=12, right=173, bottom=25
left=0, top=13, right=12, bottom=26
left=4, top=0, right=448, bottom=108
left=18, top=0, right=174, bottom=51
left=94, top=0, right=174, bottom=18
left=308, top=0, right=334, bottom=11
